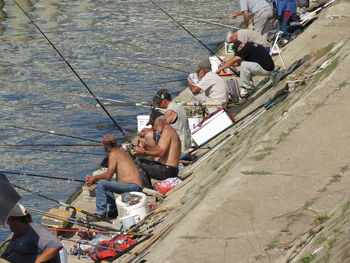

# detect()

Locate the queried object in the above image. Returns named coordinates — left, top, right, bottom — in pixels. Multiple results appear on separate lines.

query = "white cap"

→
left=9, top=203, right=28, bottom=217
left=226, top=31, right=234, bottom=43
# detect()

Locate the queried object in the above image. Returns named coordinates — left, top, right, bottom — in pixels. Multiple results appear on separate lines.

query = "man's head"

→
left=102, top=134, right=118, bottom=152
left=197, top=60, right=212, bottom=78
left=233, top=40, right=243, bottom=53
left=7, top=203, right=32, bottom=235
left=147, top=110, right=166, bottom=132
left=152, top=89, right=172, bottom=109
left=226, top=31, right=238, bottom=44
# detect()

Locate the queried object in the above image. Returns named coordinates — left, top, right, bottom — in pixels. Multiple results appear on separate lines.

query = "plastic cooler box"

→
left=191, top=109, right=234, bottom=146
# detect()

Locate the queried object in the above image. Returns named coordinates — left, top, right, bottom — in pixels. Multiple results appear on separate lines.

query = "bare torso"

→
left=158, top=125, right=181, bottom=167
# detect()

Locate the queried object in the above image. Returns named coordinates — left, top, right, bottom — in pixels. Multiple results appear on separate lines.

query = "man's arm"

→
left=187, top=80, right=202, bottom=94
left=216, top=56, right=242, bottom=73
left=230, top=11, right=243, bottom=18
left=34, top=247, right=62, bottom=263
left=164, top=110, right=177, bottom=124
left=135, top=128, right=171, bottom=157
left=243, top=10, right=249, bottom=28
left=86, top=151, right=118, bottom=185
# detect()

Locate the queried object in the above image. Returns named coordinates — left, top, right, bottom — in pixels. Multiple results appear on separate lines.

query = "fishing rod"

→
left=147, top=0, right=240, bottom=77
left=1, top=170, right=85, bottom=183
left=0, top=146, right=104, bottom=156
left=12, top=0, right=133, bottom=144
left=117, top=55, right=190, bottom=74
left=8, top=126, right=100, bottom=143
left=12, top=183, right=113, bottom=224
left=0, top=143, right=100, bottom=147
left=27, top=207, right=118, bottom=232
left=176, top=15, right=240, bottom=30
left=180, top=88, right=289, bottom=160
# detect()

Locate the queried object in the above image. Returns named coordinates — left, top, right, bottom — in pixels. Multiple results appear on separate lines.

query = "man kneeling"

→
left=86, top=135, right=144, bottom=221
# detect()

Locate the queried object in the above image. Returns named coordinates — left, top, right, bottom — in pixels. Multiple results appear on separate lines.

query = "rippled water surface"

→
left=0, top=0, right=240, bottom=241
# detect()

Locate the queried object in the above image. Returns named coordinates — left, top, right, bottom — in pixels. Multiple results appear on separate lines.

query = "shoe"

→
left=240, top=87, right=251, bottom=98
left=86, top=213, right=109, bottom=222
left=107, top=210, right=118, bottom=219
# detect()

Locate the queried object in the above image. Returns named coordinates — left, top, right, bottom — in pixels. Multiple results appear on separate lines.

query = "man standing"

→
left=230, top=0, right=274, bottom=39
left=1, top=203, right=62, bottom=263
left=135, top=110, right=181, bottom=181
left=86, top=135, right=144, bottom=221
left=216, top=41, right=275, bottom=97
left=152, top=89, right=191, bottom=152
left=226, top=29, right=269, bottom=46
left=187, top=60, right=229, bottom=114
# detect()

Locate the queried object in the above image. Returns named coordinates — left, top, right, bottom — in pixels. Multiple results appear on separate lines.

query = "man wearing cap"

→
left=187, top=60, right=229, bottom=114
left=216, top=41, right=275, bottom=97
left=153, top=89, right=191, bottom=152
left=230, top=0, right=274, bottom=39
left=85, top=135, right=144, bottom=221
left=134, top=110, right=181, bottom=181
left=1, top=203, right=62, bottom=263
left=226, top=29, right=269, bottom=47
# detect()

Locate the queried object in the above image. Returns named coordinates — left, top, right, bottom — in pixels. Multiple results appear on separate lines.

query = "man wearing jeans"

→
left=216, top=41, right=275, bottom=97
left=85, top=135, right=143, bottom=222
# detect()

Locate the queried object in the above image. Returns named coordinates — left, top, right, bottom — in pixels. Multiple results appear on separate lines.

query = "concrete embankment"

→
left=134, top=0, right=350, bottom=262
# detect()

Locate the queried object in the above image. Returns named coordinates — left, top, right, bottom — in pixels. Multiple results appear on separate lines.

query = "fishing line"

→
left=1, top=170, right=85, bottom=183
left=7, top=126, right=100, bottom=143
left=12, top=183, right=114, bottom=224
left=0, top=147, right=104, bottom=156
left=12, top=0, right=133, bottom=144
left=147, top=0, right=240, bottom=76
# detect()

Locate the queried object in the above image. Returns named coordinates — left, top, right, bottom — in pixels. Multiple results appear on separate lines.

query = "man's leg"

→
left=95, top=180, right=142, bottom=215
left=137, top=159, right=178, bottom=180
left=254, top=9, right=274, bottom=39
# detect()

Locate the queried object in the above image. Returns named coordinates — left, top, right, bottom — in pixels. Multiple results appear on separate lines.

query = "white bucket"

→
left=188, top=116, right=203, bottom=131
left=119, top=214, right=140, bottom=230
left=137, top=115, right=151, bottom=132
left=115, top=192, right=149, bottom=221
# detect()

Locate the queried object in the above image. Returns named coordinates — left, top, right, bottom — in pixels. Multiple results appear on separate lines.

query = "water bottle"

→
left=178, top=163, right=184, bottom=175
left=59, top=247, right=68, bottom=263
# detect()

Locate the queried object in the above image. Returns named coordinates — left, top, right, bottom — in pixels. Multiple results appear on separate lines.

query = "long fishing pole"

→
left=147, top=0, right=240, bottom=76
left=8, top=126, right=100, bottom=143
left=27, top=207, right=118, bottom=232
left=12, top=183, right=113, bottom=224
left=1, top=143, right=100, bottom=147
left=12, top=0, right=133, bottom=144
left=1, top=170, right=85, bottom=183
left=0, top=147, right=104, bottom=156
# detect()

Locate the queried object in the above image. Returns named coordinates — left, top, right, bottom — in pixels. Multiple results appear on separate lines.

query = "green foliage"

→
left=314, top=215, right=330, bottom=224
left=314, top=234, right=327, bottom=245
left=241, top=170, right=272, bottom=175
left=300, top=253, right=316, bottom=263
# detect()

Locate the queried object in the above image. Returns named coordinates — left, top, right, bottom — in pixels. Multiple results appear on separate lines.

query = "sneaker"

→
left=107, top=210, right=118, bottom=219
left=86, top=213, right=109, bottom=222
left=240, top=87, right=250, bottom=98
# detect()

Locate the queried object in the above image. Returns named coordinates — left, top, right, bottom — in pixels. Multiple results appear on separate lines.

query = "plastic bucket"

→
left=115, top=192, right=149, bottom=221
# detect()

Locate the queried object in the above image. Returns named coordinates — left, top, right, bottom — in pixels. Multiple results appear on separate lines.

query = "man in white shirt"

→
left=226, top=29, right=269, bottom=46
left=187, top=60, right=229, bottom=114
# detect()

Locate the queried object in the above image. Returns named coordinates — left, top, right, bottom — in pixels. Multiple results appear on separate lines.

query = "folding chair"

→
left=270, top=31, right=286, bottom=69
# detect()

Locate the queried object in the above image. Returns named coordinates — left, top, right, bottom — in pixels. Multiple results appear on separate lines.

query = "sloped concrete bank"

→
left=132, top=1, right=350, bottom=262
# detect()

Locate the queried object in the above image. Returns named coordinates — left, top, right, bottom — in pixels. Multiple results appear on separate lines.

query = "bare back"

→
left=108, top=148, right=143, bottom=186
left=157, top=125, right=181, bottom=167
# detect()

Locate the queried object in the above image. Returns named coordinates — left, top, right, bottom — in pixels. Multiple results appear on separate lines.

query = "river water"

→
left=0, top=0, right=240, bottom=242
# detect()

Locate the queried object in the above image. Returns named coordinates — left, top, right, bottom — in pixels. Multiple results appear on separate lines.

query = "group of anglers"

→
left=0, top=0, right=307, bottom=261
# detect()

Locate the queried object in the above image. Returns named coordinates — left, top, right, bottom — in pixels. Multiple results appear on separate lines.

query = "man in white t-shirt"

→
left=226, top=29, right=269, bottom=46
left=187, top=60, right=228, bottom=114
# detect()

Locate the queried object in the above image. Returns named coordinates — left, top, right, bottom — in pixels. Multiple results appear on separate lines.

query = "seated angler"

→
left=152, top=89, right=191, bottom=152
left=1, top=203, right=63, bottom=263
left=85, top=135, right=145, bottom=221
left=134, top=110, right=181, bottom=181
left=216, top=40, right=275, bottom=97
left=187, top=60, right=229, bottom=114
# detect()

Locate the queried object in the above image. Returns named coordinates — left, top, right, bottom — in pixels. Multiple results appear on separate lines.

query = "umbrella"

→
left=0, top=173, right=21, bottom=225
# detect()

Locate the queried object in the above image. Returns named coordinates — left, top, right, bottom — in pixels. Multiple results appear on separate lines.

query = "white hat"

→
left=9, top=203, right=28, bottom=217
left=226, top=31, right=234, bottom=43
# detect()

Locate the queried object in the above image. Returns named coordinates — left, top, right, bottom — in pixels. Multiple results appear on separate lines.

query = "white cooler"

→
left=191, top=109, right=234, bottom=145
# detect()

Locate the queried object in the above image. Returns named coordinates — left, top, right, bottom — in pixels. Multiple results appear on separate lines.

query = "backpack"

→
left=90, top=235, right=137, bottom=262
left=225, top=78, right=241, bottom=102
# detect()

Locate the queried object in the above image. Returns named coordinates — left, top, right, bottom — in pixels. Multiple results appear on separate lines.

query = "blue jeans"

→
left=95, top=180, right=142, bottom=215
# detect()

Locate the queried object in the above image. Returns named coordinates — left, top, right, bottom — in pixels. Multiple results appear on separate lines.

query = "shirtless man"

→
left=134, top=110, right=181, bottom=180
left=86, top=134, right=143, bottom=221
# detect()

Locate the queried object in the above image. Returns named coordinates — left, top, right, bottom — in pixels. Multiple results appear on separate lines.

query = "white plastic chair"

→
left=270, top=31, right=287, bottom=69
